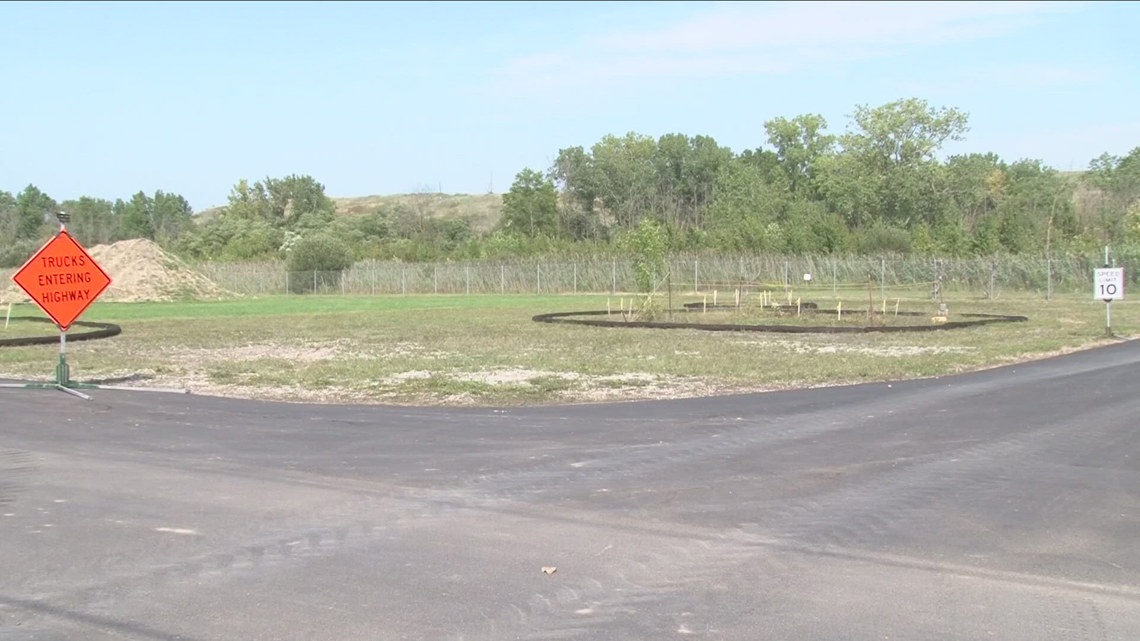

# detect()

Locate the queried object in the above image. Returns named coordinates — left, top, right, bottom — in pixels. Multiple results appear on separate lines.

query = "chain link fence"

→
left=190, top=252, right=1139, bottom=299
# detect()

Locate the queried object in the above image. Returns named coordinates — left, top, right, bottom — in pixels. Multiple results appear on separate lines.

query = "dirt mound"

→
left=88, top=239, right=236, bottom=302
left=0, top=265, right=30, bottom=305
left=1, top=238, right=236, bottom=304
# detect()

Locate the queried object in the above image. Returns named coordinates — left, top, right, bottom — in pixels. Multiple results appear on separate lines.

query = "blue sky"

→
left=1, top=1, right=1136, bottom=212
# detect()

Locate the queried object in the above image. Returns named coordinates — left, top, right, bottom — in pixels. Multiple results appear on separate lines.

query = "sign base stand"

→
left=0, top=331, right=189, bottom=401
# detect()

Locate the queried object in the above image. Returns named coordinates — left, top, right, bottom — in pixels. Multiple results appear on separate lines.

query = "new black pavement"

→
left=2, top=340, right=1139, bottom=640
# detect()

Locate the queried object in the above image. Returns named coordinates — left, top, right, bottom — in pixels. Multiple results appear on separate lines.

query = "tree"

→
left=222, top=174, right=336, bottom=231
left=845, top=98, right=969, bottom=169
left=175, top=215, right=279, bottom=260
left=63, top=196, right=116, bottom=246
left=550, top=146, right=599, bottom=214
left=782, top=201, right=849, bottom=254
left=100, top=190, right=195, bottom=242
left=704, top=158, right=787, bottom=251
left=932, top=217, right=971, bottom=256
left=150, top=190, right=194, bottom=242
left=270, top=175, right=337, bottom=230
left=942, top=153, right=1006, bottom=230
left=651, top=133, right=732, bottom=231
left=115, top=191, right=156, bottom=240
left=285, top=233, right=355, bottom=293
left=0, top=190, right=17, bottom=241
left=971, top=213, right=1002, bottom=255
left=549, top=146, right=605, bottom=241
left=224, top=179, right=272, bottom=224
left=837, top=98, right=969, bottom=226
left=814, top=152, right=881, bottom=228
left=1083, top=147, right=1140, bottom=244
left=15, top=184, right=56, bottom=240
left=764, top=114, right=835, bottom=199
left=1124, top=201, right=1140, bottom=247
left=500, top=168, right=558, bottom=237
left=995, top=159, right=1076, bottom=253
left=589, top=132, right=657, bottom=229
left=736, top=147, right=784, bottom=182
left=183, top=174, right=336, bottom=260
left=0, top=190, right=45, bottom=267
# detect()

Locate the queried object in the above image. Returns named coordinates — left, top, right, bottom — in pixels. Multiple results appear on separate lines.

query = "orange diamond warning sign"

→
left=11, top=231, right=111, bottom=330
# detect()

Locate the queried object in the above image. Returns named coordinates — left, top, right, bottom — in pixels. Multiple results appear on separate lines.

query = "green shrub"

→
left=620, top=218, right=668, bottom=292
left=285, top=234, right=354, bottom=293
left=857, top=224, right=912, bottom=254
left=0, top=238, right=45, bottom=268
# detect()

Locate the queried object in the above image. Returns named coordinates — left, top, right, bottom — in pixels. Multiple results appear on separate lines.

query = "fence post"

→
left=880, top=257, right=886, bottom=301
left=694, top=258, right=699, bottom=294
left=313, top=270, right=317, bottom=294
left=537, top=263, right=541, bottom=294
left=341, top=271, right=345, bottom=296
left=285, top=271, right=290, bottom=296
left=988, top=256, right=997, bottom=300
left=573, top=262, right=578, bottom=293
left=612, top=259, right=617, bottom=293
left=433, top=266, right=438, bottom=294
left=933, top=259, right=944, bottom=303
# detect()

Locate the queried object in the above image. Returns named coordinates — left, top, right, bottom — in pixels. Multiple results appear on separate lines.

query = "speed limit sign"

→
left=1094, top=268, right=1124, bottom=301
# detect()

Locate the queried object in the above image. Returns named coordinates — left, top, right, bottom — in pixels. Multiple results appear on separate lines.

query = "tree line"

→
left=504, top=98, right=1139, bottom=261
left=3, top=97, right=1138, bottom=271
left=0, top=186, right=194, bottom=267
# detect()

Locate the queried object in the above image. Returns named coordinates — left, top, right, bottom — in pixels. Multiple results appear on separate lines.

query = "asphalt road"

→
left=2, top=340, right=1140, bottom=640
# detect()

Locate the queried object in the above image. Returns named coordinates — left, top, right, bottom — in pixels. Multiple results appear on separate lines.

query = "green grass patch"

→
left=0, top=316, right=62, bottom=338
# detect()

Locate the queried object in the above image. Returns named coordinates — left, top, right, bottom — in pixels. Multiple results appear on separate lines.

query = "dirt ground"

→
left=66, top=336, right=1127, bottom=408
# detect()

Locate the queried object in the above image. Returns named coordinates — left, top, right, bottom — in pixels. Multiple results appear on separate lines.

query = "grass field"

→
left=0, top=291, right=1134, bottom=406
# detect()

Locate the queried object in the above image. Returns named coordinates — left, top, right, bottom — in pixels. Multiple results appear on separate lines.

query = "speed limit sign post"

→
left=1094, top=267, right=1124, bottom=337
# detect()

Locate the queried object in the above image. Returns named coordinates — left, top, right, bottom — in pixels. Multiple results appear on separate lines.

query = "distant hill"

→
left=332, top=193, right=503, bottom=233
left=194, top=193, right=504, bottom=233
